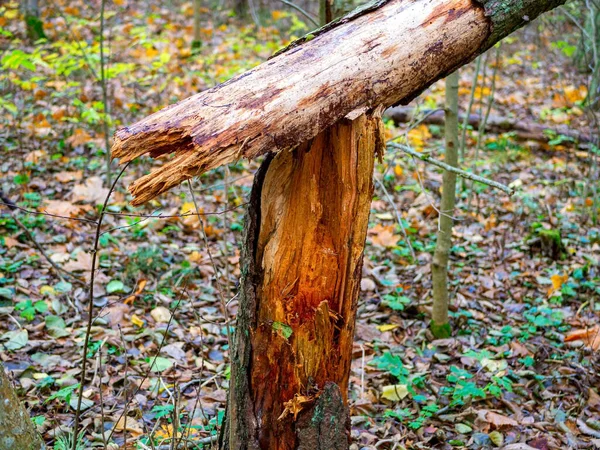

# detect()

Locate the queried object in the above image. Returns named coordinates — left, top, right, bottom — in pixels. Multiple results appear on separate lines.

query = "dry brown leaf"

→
left=25, top=150, right=46, bottom=163
left=2, top=236, right=21, bottom=249
left=588, top=388, right=600, bottom=409
left=66, top=128, right=91, bottom=147
left=565, top=326, right=600, bottom=350
left=485, top=411, right=519, bottom=428
left=62, top=251, right=93, bottom=272
left=510, top=341, right=532, bottom=358
left=369, top=224, right=399, bottom=248
left=42, top=200, right=83, bottom=218
left=71, top=176, right=109, bottom=204
left=113, top=416, right=144, bottom=436
left=54, top=171, right=83, bottom=183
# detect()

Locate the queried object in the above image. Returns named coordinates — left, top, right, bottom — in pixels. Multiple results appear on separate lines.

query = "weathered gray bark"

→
left=112, top=0, right=567, bottom=205
left=431, top=71, right=459, bottom=338
left=0, top=363, right=45, bottom=450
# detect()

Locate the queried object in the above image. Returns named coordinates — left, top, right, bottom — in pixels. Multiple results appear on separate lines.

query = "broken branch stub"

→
left=112, top=0, right=565, bottom=205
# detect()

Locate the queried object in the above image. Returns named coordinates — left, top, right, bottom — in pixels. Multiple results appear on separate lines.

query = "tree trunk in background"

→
left=192, top=0, right=202, bottom=50
left=22, top=0, right=46, bottom=42
left=233, top=0, right=249, bottom=18
left=431, top=71, right=459, bottom=338
left=0, top=363, right=45, bottom=450
left=319, top=0, right=364, bottom=24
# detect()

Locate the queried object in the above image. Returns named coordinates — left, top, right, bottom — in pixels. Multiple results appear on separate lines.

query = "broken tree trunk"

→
left=223, top=113, right=383, bottom=450
left=112, top=0, right=566, bottom=206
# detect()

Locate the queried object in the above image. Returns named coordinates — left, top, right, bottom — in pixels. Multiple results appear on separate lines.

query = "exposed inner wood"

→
left=112, top=0, right=488, bottom=205
left=227, top=113, right=382, bottom=450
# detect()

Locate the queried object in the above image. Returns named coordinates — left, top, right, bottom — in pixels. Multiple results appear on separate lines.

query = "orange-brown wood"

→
left=225, top=113, right=383, bottom=449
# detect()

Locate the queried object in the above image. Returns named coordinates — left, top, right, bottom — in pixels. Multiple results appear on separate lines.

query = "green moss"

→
left=25, top=15, right=46, bottom=42
left=430, top=321, right=451, bottom=339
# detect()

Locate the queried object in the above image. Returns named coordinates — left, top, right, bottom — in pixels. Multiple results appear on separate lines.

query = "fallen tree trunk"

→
left=112, top=0, right=566, bottom=205
left=385, top=106, right=594, bottom=146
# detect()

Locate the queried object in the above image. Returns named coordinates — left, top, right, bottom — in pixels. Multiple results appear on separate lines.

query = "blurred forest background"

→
left=0, top=0, right=599, bottom=449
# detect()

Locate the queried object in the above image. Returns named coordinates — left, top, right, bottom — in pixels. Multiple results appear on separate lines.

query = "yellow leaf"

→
left=271, top=10, right=286, bottom=20
left=189, top=250, right=202, bottom=263
left=40, top=286, right=56, bottom=296
left=394, top=165, right=403, bottom=177
left=376, top=324, right=398, bottom=332
left=131, top=314, right=144, bottom=328
left=4, top=9, right=19, bottom=20
left=407, top=124, right=431, bottom=149
left=145, top=47, right=159, bottom=59
left=381, top=384, right=409, bottom=401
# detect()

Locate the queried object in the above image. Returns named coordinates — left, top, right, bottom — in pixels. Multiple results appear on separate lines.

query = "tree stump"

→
left=223, top=112, right=384, bottom=449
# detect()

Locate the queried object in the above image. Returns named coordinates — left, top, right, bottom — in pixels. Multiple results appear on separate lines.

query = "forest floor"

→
left=0, top=2, right=599, bottom=449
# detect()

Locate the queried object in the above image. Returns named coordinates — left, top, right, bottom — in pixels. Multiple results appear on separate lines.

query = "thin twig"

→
left=374, top=176, right=416, bottom=261
left=71, top=163, right=130, bottom=450
left=387, top=143, right=514, bottom=195
left=186, top=180, right=232, bottom=348
left=0, top=200, right=99, bottom=224
left=4, top=209, right=87, bottom=286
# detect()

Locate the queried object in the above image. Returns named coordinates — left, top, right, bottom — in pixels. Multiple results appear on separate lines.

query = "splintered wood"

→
left=227, top=113, right=382, bottom=449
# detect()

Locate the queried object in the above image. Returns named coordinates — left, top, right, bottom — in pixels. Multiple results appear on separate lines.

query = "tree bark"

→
left=112, top=0, right=567, bottom=206
left=431, top=71, right=459, bottom=338
left=0, top=363, right=45, bottom=450
left=192, top=0, right=202, bottom=50
left=222, top=112, right=383, bottom=450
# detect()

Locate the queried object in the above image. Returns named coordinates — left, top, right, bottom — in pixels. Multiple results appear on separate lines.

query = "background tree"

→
left=21, top=0, right=45, bottom=42
left=431, top=70, right=459, bottom=338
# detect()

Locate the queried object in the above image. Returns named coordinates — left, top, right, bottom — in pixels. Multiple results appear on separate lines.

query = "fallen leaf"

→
left=66, top=128, right=91, bottom=147
left=151, top=306, right=172, bottom=323
left=123, top=279, right=147, bottom=305
left=485, top=411, right=519, bottom=428
left=54, top=171, right=83, bottom=183
left=113, top=416, right=144, bottom=436
left=565, top=326, right=600, bottom=350
left=62, top=251, right=93, bottom=273
left=381, top=384, right=409, bottom=401
left=42, top=200, right=82, bottom=218
left=369, top=224, right=399, bottom=248
left=588, top=388, right=600, bottom=409
left=71, top=176, right=109, bottom=204
left=510, top=341, right=532, bottom=357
